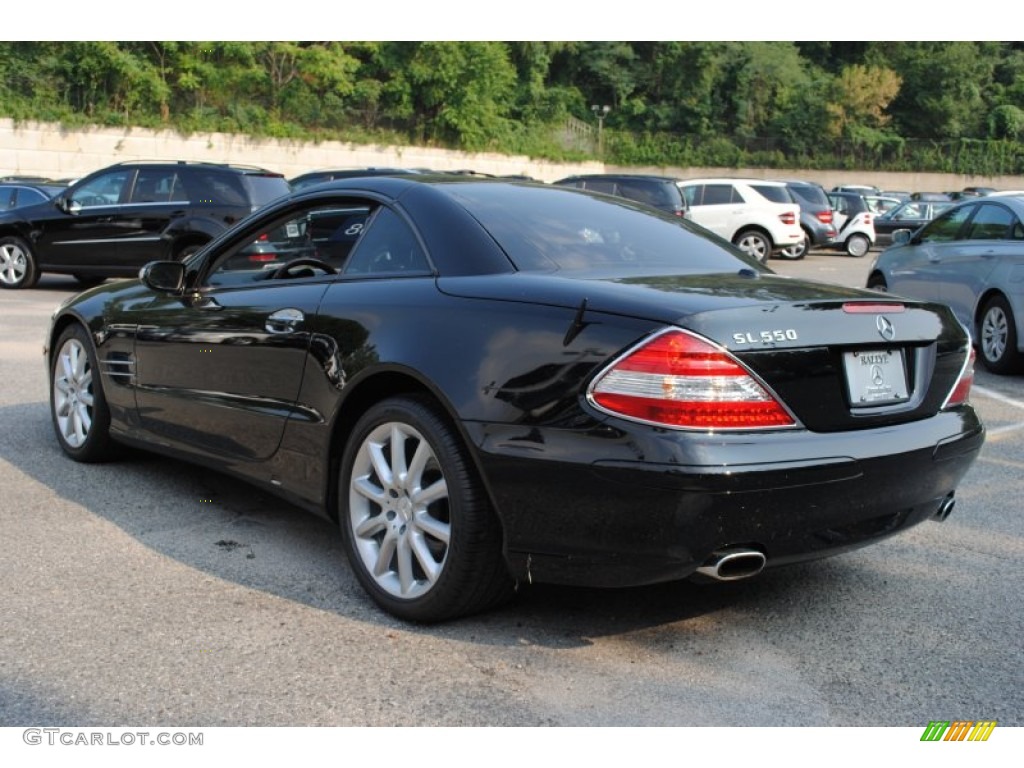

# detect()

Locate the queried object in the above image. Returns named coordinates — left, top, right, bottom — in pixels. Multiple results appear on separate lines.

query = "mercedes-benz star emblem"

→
left=871, top=364, right=885, bottom=386
left=876, top=315, right=896, bottom=341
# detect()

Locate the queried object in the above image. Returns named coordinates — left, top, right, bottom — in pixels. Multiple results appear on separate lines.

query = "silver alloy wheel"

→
left=0, top=241, right=28, bottom=286
left=348, top=421, right=451, bottom=600
left=735, top=231, right=770, bottom=263
left=52, top=337, right=95, bottom=448
left=982, top=304, right=1009, bottom=364
left=846, top=234, right=870, bottom=257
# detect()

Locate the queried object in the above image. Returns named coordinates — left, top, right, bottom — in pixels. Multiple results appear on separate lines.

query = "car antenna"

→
left=563, top=298, right=590, bottom=347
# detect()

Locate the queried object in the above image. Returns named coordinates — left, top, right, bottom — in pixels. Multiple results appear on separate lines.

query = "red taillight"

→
left=816, top=210, right=833, bottom=225
left=589, top=330, right=796, bottom=430
left=944, top=347, right=975, bottom=409
left=247, top=252, right=277, bottom=263
left=780, top=212, right=797, bottom=225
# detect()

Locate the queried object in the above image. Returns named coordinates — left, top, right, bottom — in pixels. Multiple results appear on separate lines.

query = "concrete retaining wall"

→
left=4, top=118, right=1023, bottom=192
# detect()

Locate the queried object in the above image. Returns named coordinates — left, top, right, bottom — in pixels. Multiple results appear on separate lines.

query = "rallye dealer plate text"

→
left=844, top=349, right=909, bottom=405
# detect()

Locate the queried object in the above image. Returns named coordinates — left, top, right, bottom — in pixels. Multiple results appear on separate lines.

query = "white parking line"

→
left=973, top=385, right=1024, bottom=411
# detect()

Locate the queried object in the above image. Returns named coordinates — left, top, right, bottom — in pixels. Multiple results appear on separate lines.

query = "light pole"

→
left=591, top=104, right=610, bottom=158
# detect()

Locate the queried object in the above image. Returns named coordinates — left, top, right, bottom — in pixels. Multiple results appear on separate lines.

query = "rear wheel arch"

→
left=324, top=371, right=498, bottom=527
left=866, top=271, right=888, bottom=291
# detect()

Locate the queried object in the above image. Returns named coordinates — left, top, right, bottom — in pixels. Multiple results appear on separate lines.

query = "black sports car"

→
left=46, top=176, right=985, bottom=622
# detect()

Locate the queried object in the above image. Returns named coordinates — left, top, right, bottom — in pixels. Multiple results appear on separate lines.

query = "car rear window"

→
left=616, top=180, right=682, bottom=208
left=788, top=184, right=829, bottom=208
left=447, top=184, right=758, bottom=274
left=751, top=185, right=794, bottom=205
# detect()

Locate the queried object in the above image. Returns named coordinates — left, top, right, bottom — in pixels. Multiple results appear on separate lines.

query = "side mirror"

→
left=140, top=261, right=185, bottom=294
left=892, top=229, right=912, bottom=246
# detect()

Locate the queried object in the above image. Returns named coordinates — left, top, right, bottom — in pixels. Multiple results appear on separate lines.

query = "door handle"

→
left=266, top=308, right=304, bottom=333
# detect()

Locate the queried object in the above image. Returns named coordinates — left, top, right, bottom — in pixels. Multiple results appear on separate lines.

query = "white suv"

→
left=677, top=178, right=803, bottom=263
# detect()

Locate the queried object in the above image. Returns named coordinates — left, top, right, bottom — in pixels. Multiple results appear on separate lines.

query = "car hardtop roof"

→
left=555, top=173, right=683, bottom=183
left=89, top=160, right=282, bottom=176
left=292, top=172, right=544, bottom=196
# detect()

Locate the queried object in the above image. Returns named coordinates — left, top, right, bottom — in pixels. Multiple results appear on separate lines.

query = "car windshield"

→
left=447, top=184, right=759, bottom=274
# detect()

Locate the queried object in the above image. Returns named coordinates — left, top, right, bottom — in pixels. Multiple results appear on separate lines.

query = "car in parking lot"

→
left=0, top=180, right=66, bottom=211
left=46, top=176, right=984, bottom=622
left=0, top=161, right=290, bottom=289
left=873, top=200, right=954, bottom=248
left=552, top=174, right=690, bottom=218
left=867, top=194, right=1024, bottom=373
left=677, top=177, right=803, bottom=262
left=774, top=179, right=836, bottom=260
left=826, top=191, right=876, bottom=256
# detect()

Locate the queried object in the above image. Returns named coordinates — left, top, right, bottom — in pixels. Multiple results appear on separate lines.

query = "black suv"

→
left=552, top=174, right=689, bottom=218
left=0, top=161, right=289, bottom=289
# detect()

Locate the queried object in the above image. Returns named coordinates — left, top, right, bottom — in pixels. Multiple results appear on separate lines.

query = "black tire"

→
left=49, top=324, right=118, bottom=462
left=0, top=235, right=40, bottom=289
left=978, top=295, right=1023, bottom=375
left=846, top=233, right=871, bottom=258
left=339, top=396, right=513, bottom=622
left=866, top=272, right=888, bottom=291
left=733, top=229, right=772, bottom=264
left=777, top=234, right=808, bottom=261
left=73, top=274, right=106, bottom=289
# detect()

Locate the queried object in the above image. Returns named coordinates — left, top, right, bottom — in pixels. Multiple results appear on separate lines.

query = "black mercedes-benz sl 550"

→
left=45, top=176, right=984, bottom=622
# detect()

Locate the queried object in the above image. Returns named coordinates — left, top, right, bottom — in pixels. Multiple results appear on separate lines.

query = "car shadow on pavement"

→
left=1, top=400, right=851, bottom=649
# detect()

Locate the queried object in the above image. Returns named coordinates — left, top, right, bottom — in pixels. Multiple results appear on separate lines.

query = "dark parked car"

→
left=0, top=181, right=65, bottom=211
left=868, top=195, right=1024, bottom=374
left=0, top=161, right=290, bottom=289
left=288, top=167, right=429, bottom=191
left=873, top=200, right=954, bottom=248
left=552, top=174, right=689, bottom=218
left=775, top=179, right=836, bottom=259
left=47, top=177, right=983, bottom=622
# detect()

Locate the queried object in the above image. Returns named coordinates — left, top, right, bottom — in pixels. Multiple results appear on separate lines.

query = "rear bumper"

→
left=468, top=409, right=984, bottom=587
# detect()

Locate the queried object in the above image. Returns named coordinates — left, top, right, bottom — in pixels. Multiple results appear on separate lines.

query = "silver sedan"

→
left=867, top=194, right=1024, bottom=374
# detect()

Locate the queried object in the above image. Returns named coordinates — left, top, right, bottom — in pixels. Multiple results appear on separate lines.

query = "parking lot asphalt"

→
left=1, top=263, right=1022, bottom=727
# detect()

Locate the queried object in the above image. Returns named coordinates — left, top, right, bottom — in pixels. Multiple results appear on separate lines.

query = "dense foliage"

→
left=3, top=41, right=1024, bottom=173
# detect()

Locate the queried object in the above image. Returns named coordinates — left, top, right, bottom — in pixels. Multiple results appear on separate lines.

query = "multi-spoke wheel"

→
left=339, top=396, right=512, bottom=622
left=50, top=325, right=117, bottom=461
left=733, top=230, right=771, bottom=264
left=979, top=295, right=1022, bottom=374
left=0, top=236, right=40, bottom=289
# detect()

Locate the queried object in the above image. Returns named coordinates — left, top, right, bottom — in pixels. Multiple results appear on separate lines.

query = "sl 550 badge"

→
left=733, top=329, right=799, bottom=345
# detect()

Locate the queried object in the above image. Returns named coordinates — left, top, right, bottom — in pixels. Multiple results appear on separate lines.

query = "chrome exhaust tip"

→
left=933, top=493, right=956, bottom=522
left=696, top=548, right=767, bottom=581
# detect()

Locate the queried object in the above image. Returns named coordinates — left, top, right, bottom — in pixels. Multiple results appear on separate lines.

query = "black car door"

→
left=33, top=168, right=135, bottom=270
left=132, top=203, right=348, bottom=462
left=117, top=168, right=190, bottom=268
